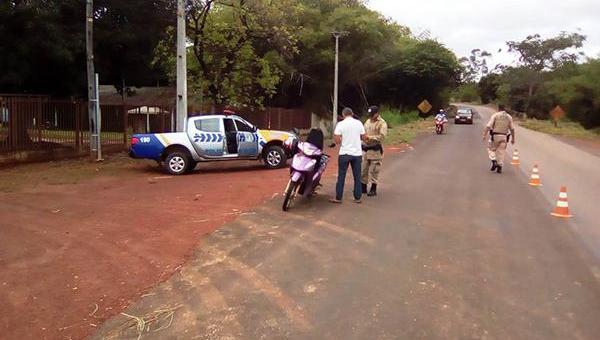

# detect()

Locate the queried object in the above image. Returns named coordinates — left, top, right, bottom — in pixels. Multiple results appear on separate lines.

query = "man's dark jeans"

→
left=336, top=155, right=363, bottom=200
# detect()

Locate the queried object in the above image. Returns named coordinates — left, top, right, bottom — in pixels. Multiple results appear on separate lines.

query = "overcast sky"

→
left=368, top=0, right=600, bottom=68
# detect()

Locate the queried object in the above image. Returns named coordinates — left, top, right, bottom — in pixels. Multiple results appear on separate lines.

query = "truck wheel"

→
left=264, top=145, right=287, bottom=169
left=164, top=151, right=190, bottom=175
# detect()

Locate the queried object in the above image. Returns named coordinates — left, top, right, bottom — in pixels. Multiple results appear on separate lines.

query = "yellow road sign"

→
left=418, top=100, right=432, bottom=114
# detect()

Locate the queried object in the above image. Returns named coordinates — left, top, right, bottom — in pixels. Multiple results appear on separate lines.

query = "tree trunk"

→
left=527, top=82, right=534, bottom=110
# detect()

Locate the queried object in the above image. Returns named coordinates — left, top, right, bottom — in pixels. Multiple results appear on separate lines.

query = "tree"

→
left=0, top=0, right=175, bottom=96
left=94, top=0, right=176, bottom=91
left=375, top=39, right=460, bottom=111
left=184, top=0, right=299, bottom=109
left=546, top=59, right=600, bottom=128
left=0, top=0, right=86, bottom=96
left=478, top=73, right=501, bottom=104
left=506, top=32, right=586, bottom=113
left=459, top=49, right=492, bottom=83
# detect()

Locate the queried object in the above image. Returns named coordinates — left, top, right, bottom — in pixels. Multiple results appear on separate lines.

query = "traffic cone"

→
left=511, top=149, right=521, bottom=166
left=528, top=164, right=542, bottom=186
left=551, top=186, right=573, bottom=218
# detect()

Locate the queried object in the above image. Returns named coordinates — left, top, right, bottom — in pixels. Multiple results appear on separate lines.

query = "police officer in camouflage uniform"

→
left=361, top=106, right=388, bottom=196
left=483, top=104, right=515, bottom=174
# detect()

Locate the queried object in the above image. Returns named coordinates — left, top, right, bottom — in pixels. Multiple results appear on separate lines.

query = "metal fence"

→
left=0, top=95, right=312, bottom=165
left=0, top=95, right=174, bottom=164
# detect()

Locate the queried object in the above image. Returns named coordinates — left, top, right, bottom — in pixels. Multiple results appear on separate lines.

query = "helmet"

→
left=439, top=109, right=444, bottom=113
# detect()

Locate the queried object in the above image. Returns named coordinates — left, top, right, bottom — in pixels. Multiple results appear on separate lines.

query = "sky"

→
left=368, top=0, right=600, bottom=68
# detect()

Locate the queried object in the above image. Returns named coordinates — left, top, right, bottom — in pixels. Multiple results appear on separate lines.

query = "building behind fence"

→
left=0, top=93, right=312, bottom=165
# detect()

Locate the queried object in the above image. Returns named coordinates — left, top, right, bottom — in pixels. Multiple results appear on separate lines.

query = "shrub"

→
left=379, top=107, right=420, bottom=128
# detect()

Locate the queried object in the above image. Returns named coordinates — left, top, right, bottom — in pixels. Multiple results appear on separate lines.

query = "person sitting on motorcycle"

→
left=306, top=128, right=324, bottom=151
left=435, top=109, right=448, bottom=122
left=305, top=128, right=327, bottom=172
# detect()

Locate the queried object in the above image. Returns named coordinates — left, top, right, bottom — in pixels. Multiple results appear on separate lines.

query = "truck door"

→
left=189, top=117, right=224, bottom=158
left=235, top=118, right=259, bottom=157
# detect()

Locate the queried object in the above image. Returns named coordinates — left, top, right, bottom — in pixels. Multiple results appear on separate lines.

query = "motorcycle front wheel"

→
left=282, top=179, right=299, bottom=211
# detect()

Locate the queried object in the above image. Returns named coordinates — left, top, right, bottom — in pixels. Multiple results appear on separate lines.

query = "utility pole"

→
left=176, top=0, right=188, bottom=132
left=86, top=0, right=100, bottom=160
left=332, top=31, right=344, bottom=133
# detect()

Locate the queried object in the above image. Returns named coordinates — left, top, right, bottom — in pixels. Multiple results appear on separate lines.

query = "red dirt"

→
left=0, top=143, right=409, bottom=340
left=0, top=159, right=294, bottom=340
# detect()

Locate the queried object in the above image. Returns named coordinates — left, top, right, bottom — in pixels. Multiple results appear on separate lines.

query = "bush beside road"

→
left=380, top=108, right=432, bottom=144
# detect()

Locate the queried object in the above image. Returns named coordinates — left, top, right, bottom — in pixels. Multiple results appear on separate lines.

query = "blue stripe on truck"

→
left=130, top=134, right=166, bottom=160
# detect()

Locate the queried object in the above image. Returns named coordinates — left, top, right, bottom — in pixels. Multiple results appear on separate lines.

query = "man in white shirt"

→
left=330, top=107, right=366, bottom=204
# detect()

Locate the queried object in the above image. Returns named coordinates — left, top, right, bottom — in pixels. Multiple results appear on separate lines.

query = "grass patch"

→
left=519, top=119, right=600, bottom=140
left=378, top=107, right=431, bottom=144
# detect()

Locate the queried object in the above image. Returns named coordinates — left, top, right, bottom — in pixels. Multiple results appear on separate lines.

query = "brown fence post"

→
left=75, top=101, right=81, bottom=151
left=122, top=104, right=128, bottom=149
left=36, top=97, right=42, bottom=144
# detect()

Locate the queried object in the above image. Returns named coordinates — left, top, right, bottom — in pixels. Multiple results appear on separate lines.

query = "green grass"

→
left=380, top=108, right=420, bottom=127
left=378, top=107, right=430, bottom=144
left=519, top=119, right=600, bottom=140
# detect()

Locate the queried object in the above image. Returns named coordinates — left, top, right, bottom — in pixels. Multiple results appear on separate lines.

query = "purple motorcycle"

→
left=282, top=130, right=329, bottom=211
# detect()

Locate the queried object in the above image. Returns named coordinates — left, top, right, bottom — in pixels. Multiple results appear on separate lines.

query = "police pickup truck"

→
left=129, top=112, right=297, bottom=175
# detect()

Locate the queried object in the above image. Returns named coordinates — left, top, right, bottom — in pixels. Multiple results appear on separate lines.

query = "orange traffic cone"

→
left=528, top=164, right=542, bottom=186
left=511, top=149, right=521, bottom=165
left=551, top=186, right=573, bottom=218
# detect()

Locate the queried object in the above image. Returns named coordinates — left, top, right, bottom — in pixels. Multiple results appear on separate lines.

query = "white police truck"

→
left=129, top=112, right=297, bottom=175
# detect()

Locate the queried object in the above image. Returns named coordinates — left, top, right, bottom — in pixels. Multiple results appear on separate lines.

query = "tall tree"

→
left=459, top=49, right=492, bottom=83
left=506, top=32, right=586, bottom=112
left=0, top=0, right=85, bottom=96
left=183, top=0, right=299, bottom=109
left=94, top=0, right=176, bottom=91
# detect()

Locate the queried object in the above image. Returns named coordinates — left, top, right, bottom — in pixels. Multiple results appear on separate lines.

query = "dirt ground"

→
left=0, top=145, right=410, bottom=340
left=0, top=154, right=293, bottom=340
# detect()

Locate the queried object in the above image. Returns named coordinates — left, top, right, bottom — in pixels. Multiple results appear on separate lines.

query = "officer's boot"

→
left=490, top=160, right=498, bottom=171
left=496, top=165, right=503, bottom=174
left=361, top=183, right=368, bottom=194
left=368, top=184, right=377, bottom=197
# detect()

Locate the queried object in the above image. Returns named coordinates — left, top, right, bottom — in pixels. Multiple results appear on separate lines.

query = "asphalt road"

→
left=93, top=110, right=600, bottom=340
left=470, top=104, right=600, bottom=261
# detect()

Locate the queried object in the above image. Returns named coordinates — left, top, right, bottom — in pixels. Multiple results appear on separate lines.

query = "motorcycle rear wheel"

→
left=282, top=179, right=299, bottom=211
